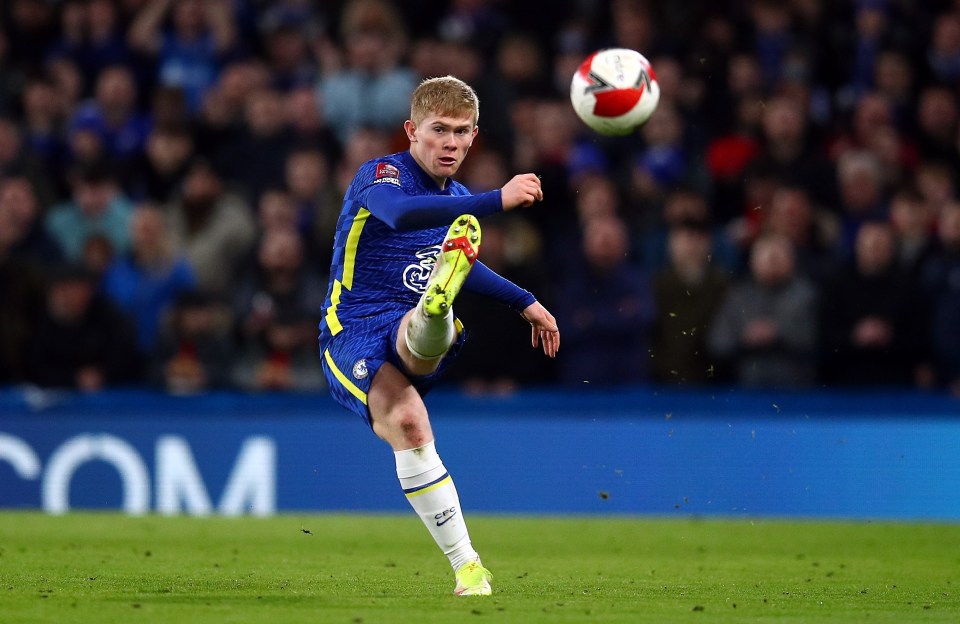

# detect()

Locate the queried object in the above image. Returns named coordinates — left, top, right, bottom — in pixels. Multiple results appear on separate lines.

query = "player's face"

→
left=405, top=113, right=479, bottom=188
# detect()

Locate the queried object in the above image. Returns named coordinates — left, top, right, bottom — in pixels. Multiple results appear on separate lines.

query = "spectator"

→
left=285, top=86, right=339, bottom=156
left=66, top=115, right=109, bottom=173
left=914, top=85, right=960, bottom=171
left=69, top=64, right=153, bottom=164
left=872, top=50, right=915, bottom=127
left=925, top=10, right=960, bottom=85
left=915, top=160, right=957, bottom=217
left=284, top=148, right=340, bottom=264
left=45, top=56, right=85, bottom=123
left=0, top=117, right=45, bottom=183
left=638, top=187, right=739, bottom=274
left=724, top=152, right=784, bottom=259
left=746, top=0, right=793, bottom=90
left=232, top=227, right=325, bottom=345
left=0, top=175, right=62, bottom=267
left=555, top=214, right=656, bottom=385
left=316, top=0, right=418, bottom=143
left=829, top=91, right=918, bottom=174
left=834, top=149, right=888, bottom=257
left=215, top=87, right=294, bottom=204
left=820, top=221, right=925, bottom=387
left=833, top=0, right=895, bottom=109
left=151, top=289, right=234, bottom=393
left=127, top=0, right=237, bottom=113
left=609, top=0, right=660, bottom=55
left=550, top=172, right=619, bottom=274
left=631, top=102, right=704, bottom=206
left=707, top=234, right=819, bottom=388
left=651, top=220, right=729, bottom=385
left=706, top=86, right=764, bottom=223
left=19, top=77, right=70, bottom=200
left=151, top=85, right=191, bottom=131
left=2, top=0, right=59, bottom=70
left=889, top=186, right=936, bottom=279
left=763, top=184, right=840, bottom=284
left=101, top=203, right=197, bottom=354
left=25, top=263, right=141, bottom=391
left=51, top=0, right=135, bottom=89
left=125, top=125, right=196, bottom=203
left=80, top=233, right=115, bottom=281
left=0, top=30, right=19, bottom=114
left=231, top=309, right=325, bottom=393
left=518, top=98, right=578, bottom=210
left=258, top=18, right=317, bottom=92
left=45, top=161, right=134, bottom=263
left=334, top=125, right=390, bottom=194
left=0, top=192, right=47, bottom=383
left=194, top=59, right=259, bottom=138
left=255, top=188, right=298, bottom=233
left=166, top=159, right=256, bottom=296
left=920, top=203, right=960, bottom=396
left=749, top=95, right=835, bottom=208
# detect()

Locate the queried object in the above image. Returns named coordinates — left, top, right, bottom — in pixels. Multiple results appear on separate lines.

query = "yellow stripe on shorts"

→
left=323, top=349, right=367, bottom=405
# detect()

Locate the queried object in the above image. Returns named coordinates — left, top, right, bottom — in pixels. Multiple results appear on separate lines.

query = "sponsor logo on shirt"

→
left=402, top=245, right=441, bottom=293
left=374, top=162, right=400, bottom=186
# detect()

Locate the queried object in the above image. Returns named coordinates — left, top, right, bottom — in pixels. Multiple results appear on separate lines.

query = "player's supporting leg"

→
left=395, top=441, right=491, bottom=595
left=404, top=214, right=480, bottom=359
left=394, top=215, right=491, bottom=594
left=370, top=366, right=492, bottom=596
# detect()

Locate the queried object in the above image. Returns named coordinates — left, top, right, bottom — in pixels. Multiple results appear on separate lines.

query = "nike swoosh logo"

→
left=436, top=511, right=458, bottom=526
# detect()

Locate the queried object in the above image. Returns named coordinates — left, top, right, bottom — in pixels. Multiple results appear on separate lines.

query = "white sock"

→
left=395, top=441, right=479, bottom=571
left=404, top=300, right=455, bottom=359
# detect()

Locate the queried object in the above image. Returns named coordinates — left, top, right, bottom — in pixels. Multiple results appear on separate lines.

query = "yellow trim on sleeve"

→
left=323, top=208, right=370, bottom=335
left=341, top=208, right=369, bottom=290
left=325, top=280, right=343, bottom=335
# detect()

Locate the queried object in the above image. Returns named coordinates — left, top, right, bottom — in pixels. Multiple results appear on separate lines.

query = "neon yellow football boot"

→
left=423, top=214, right=481, bottom=318
left=454, top=560, right=493, bottom=596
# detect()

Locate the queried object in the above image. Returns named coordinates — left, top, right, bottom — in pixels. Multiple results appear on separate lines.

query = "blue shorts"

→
left=319, top=312, right=465, bottom=426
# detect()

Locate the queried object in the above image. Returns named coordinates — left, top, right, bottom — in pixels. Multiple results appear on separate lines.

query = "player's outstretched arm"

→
left=521, top=301, right=560, bottom=358
left=501, top=174, right=544, bottom=211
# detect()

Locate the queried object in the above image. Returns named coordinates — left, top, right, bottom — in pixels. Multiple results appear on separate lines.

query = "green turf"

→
left=1, top=512, right=958, bottom=623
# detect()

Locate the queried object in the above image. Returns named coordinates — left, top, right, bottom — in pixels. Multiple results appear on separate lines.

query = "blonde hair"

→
left=410, top=76, right=479, bottom=126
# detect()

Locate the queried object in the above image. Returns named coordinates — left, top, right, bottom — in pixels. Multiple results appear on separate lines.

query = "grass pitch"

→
left=1, top=512, right=958, bottom=623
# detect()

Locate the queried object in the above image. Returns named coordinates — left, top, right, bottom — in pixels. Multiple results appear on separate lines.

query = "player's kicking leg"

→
left=404, top=214, right=481, bottom=361
left=424, top=214, right=481, bottom=317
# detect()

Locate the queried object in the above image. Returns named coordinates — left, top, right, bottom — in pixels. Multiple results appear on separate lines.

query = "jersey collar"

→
left=401, top=150, right=450, bottom=193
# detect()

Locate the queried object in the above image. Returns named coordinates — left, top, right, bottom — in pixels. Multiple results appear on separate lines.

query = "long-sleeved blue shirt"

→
left=319, top=150, right=535, bottom=341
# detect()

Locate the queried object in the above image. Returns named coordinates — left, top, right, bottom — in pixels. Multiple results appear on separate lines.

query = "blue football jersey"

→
left=320, top=151, right=474, bottom=341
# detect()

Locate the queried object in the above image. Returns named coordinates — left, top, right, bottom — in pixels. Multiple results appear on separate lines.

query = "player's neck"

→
left=407, top=149, right=448, bottom=190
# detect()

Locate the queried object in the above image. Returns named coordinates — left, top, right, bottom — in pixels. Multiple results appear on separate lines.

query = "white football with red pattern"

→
left=570, top=48, right=660, bottom=136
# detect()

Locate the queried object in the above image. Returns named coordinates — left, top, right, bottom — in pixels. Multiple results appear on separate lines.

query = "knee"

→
left=395, top=409, right=428, bottom=443
left=377, top=405, right=430, bottom=448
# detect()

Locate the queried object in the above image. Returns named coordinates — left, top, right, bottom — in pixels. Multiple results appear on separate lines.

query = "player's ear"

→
left=404, top=119, right=417, bottom=142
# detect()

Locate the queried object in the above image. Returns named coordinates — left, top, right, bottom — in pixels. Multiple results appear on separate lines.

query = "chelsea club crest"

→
left=352, top=359, right=368, bottom=380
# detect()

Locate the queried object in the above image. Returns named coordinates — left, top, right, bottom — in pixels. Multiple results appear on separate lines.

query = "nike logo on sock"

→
left=435, top=507, right=458, bottom=526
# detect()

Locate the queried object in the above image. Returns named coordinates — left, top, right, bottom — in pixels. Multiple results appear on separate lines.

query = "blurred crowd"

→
left=1, top=0, right=959, bottom=397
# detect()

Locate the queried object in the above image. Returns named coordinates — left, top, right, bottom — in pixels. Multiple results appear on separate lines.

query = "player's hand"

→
left=521, top=301, right=559, bottom=358
left=501, top=174, right=543, bottom=211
